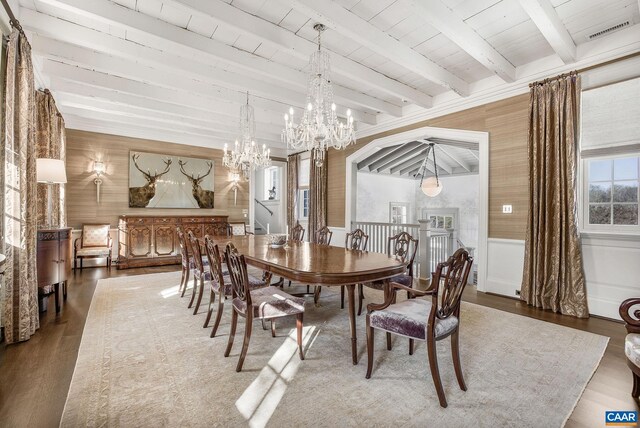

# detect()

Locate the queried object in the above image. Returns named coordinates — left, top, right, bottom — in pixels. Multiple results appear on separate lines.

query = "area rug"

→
left=61, top=271, right=608, bottom=427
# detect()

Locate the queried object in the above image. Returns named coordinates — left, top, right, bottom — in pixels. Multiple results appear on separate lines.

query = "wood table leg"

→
left=54, top=282, right=60, bottom=313
left=347, top=284, right=358, bottom=365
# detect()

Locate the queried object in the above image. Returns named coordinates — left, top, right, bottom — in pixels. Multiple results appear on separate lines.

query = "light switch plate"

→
left=502, top=204, right=513, bottom=214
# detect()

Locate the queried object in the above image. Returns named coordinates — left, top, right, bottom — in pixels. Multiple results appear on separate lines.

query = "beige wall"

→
left=66, top=129, right=249, bottom=228
left=328, top=93, right=530, bottom=240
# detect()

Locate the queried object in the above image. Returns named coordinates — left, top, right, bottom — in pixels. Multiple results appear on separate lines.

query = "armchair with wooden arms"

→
left=620, top=298, right=640, bottom=398
left=365, top=248, right=473, bottom=408
left=74, top=224, right=112, bottom=270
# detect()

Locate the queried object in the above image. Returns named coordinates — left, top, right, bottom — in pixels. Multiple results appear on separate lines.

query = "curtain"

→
left=521, top=72, right=589, bottom=318
left=287, top=153, right=299, bottom=230
left=309, top=149, right=328, bottom=243
left=1, top=29, right=40, bottom=343
left=35, top=89, right=66, bottom=228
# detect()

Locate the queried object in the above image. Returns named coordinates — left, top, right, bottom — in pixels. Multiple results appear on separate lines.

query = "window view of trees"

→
left=588, top=157, right=639, bottom=225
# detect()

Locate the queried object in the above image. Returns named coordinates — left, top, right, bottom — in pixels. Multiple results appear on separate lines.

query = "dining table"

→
left=209, top=234, right=407, bottom=365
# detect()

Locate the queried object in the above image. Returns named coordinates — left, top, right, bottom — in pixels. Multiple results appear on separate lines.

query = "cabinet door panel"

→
left=183, top=224, right=204, bottom=239
left=59, top=231, right=72, bottom=282
left=153, top=225, right=176, bottom=257
left=129, top=226, right=152, bottom=258
left=37, top=239, right=59, bottom=287
left=204, top=222, right=228, bottom=237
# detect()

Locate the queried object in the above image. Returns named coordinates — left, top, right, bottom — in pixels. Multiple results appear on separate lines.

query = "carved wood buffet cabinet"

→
left=117, top=215, right=229, bottom=269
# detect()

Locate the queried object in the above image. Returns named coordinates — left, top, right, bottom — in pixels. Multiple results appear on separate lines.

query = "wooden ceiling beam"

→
left=277, top=0, right=469, bottom=96
left=367, top=141, right=424, bottom=171
left=406, top=0, right=516, bottom=82
left=171, top=0, right=432, bottom=109
left=375, top=145, right=430, bottom=172
left=516, top=0, right=577, bottom=64
left=356, top=145, right=402, bottom=171
left=435, top=145, right=472, bottom=173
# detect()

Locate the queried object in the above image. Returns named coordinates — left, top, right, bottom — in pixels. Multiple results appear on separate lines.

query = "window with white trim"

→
left=263, top=166, right=279, bottom=200
left=389, top=202, right=410, bottom=224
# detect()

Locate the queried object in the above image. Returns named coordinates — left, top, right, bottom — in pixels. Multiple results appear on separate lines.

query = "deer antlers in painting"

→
left=129, top=154, right=172, bottom=208
left=178, top=160, right=215, bottom=208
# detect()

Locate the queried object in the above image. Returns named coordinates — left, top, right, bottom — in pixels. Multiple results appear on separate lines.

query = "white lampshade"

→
left=36, top=158, right=67, bottom=184
left=421, top=176, right=443, bottom=197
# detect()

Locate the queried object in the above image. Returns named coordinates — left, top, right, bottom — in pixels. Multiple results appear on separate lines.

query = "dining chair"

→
left=177, top=227, right=192, bottom=297
left=282, top=222, right=306, bottom=289
left=74, top=224, right=112, bottom=270
left=203, top=236, right=269, bottom=336
left=224, top=243, right=306, bottom=372
left=340, top=228, right=369, bottom=309
left=228, top=221, right=252, bottom=236
left=357, top=231, right=418, bottom=316
left=365, top=248, right=473, bottom=408
left=187, top=231, right=211, bottom=315
left=312, top=226, right=333, bottom=304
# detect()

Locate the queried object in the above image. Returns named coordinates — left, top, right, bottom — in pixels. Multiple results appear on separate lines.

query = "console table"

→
left=37, top=227, right=72, bottom=313
left=117, top=215, right=229, bottom=269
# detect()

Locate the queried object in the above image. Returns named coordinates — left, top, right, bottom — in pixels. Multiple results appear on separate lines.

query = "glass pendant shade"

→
left=421, top=176, right=443, bottom=197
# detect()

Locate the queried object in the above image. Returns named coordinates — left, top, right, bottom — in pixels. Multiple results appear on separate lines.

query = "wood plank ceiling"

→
left=16, top=0, right=640, bottom=153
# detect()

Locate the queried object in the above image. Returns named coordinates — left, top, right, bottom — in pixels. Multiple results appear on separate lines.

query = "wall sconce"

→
left=93, top=161, right=106, bottom=203
left=229, top=171, right=240, bottom=206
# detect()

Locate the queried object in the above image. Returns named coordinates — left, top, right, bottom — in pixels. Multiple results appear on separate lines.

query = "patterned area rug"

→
left=61, top=271, right=608, bottom=427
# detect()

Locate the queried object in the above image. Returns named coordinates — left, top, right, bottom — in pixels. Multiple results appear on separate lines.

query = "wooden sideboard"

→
left=37, top=227, right=72, bottom=313
left=117, top=215, right=229, bottom=269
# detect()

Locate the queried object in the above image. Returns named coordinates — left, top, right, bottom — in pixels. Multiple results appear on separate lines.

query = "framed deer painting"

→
left=128, top=151, right=215, bottom=208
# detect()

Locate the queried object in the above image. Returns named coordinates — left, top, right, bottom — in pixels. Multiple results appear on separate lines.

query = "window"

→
left=389, top=202, right=410, bottom=224
left=429, top=215, right=454, bottom=229
left=298, top=157, right=310, bottom=221
left=421, top=208, right=458, bottom=231
left=263, top=166, right=279, bottom=200
left=585, top=156, right=639, bottom=227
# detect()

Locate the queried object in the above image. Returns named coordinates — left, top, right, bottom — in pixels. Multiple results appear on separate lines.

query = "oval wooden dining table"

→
left=209, top=234, right=407, bottom=364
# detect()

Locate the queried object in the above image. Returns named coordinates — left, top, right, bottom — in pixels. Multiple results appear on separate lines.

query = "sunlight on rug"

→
left=61, top=271, right=609, bottom=428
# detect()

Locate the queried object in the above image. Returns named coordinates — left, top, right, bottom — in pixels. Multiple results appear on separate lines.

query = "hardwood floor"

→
left=0, top=266, right=636, bottom=427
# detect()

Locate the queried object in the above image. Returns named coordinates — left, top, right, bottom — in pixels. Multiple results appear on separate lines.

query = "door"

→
left=37, top=232, right=60, bottom=287
left=58, top=229, right=72, bottom=282
left=129, top=225, right=153, bottom=258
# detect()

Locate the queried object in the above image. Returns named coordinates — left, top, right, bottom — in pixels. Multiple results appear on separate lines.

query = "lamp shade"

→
left=36, top=158, right=67, bottom=184
left=421, top=176, right=442, bottom=197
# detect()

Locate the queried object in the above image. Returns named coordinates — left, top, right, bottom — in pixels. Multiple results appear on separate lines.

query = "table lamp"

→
left=36, top=158, right=67, bottom=228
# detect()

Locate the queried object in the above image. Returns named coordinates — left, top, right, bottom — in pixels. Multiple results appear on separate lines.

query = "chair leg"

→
left=296, top=313, right=305, bottom=360
left=313, top=286, right=321, bottom=304
left=451, top=329, right=466, bottom=391
left=80, top=258, right=83, bottom=270
left=63, top=281, right=67, bottom=300
left=74, top=257, right=77, bottom=271
left=179, top=268, right=186, bottom=294
left=224, top=310, right=238, bottom=357
left=261, top=319, right=268, bottom=330
left=633, top=372, right=640, bottom=398
left=427, top=336, right=448, bottom=408
left=306, top=284, right=310, bottom=294
left=210, top=293, right=225, bottom=338
left=357, top=284, right=364, bottom=316
left=193, top=278, right=205, bottom=315
left=386, top=332, right=392, bottom=350
left=181, top=268, right=190, bottom=298
left=188, top=275, right=197, bottom=308
left=203, top=288, right=215, bottom=328
left=271, top=320, right=276, bottom=338
left=288, top=280, right=292, bottom=287
left=409, top=339, right=414, bottom=355
left=365, top=316, right=374, bottom=379
left=340, top=286, right=345, bottom=309
left=236, top=315, right=253, bottom=372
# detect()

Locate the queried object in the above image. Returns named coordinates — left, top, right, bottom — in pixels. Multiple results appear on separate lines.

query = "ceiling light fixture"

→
left=223, top=92, right=271, bottom=179
left=282, top=23, right=355, bottom=167
left=416, top=143, right=443, bottom=197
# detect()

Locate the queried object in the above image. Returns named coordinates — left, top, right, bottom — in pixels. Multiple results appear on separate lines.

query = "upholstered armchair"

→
left=620, top=298, right=640, bottom=398
left=74, top=224, right=112, bottom=269
left=365, top=248, right=473, bottom=408
left=228, top=222, right=252, bottom=236
left=358, top=231, right=418, bottom=315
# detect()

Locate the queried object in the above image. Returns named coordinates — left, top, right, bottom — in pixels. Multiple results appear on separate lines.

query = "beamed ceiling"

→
left=14, top=0, right=640, bottom=154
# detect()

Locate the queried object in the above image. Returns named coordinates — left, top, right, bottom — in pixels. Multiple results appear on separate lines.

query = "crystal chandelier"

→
left=282, top=23, right=355, bottom=167
left=223, top=92, right=271, bottom=179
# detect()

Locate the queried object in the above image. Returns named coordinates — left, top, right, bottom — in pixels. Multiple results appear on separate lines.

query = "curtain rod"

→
left=529, top=51, right=640, bottom=87
left=0, top=0, right=23, bottom=35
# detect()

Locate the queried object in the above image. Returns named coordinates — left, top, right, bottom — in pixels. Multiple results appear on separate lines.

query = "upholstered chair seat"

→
left=370, top=299, right=459, bottom=341
left=75, top=246, right=111, bottom=257
left=211, top=273, right=266, bottom=297
left=625, top=334, right=640, bottom=369
left=187, top=256, right=210, bottom=269
left=232, top=287, right=305, bottom=319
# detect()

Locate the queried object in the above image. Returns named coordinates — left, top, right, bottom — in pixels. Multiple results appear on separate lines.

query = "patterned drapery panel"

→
left=287, top=153, right=299, bottom=231
left=309, top=149, right=328, bottom=243
left=521, top=72, right=589, bottom=318
left=0, top=29, right=40, bottom=343
left=35, top=89, right=66, bottom=228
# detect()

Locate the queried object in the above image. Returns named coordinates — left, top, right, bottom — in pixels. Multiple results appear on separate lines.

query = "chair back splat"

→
left=315, top=226, right=333, bottom=245
left=433, top=248, right=474, bottom=319
left=291, top=222, right=305, bottom=242
left=345, top=228, right=369, bottom=251
left=204, top=236, right=225, bottom=290
left=225, top=243, right=251, bottom=304
left=187, top=231, right=204, bottom=273
left=388, top=231, right=418, bottom=275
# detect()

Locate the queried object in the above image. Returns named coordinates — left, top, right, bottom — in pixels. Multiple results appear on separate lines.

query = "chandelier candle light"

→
left=223, top=92, right=271, bottom=179
left=282, top=23, right=356, bottom=166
